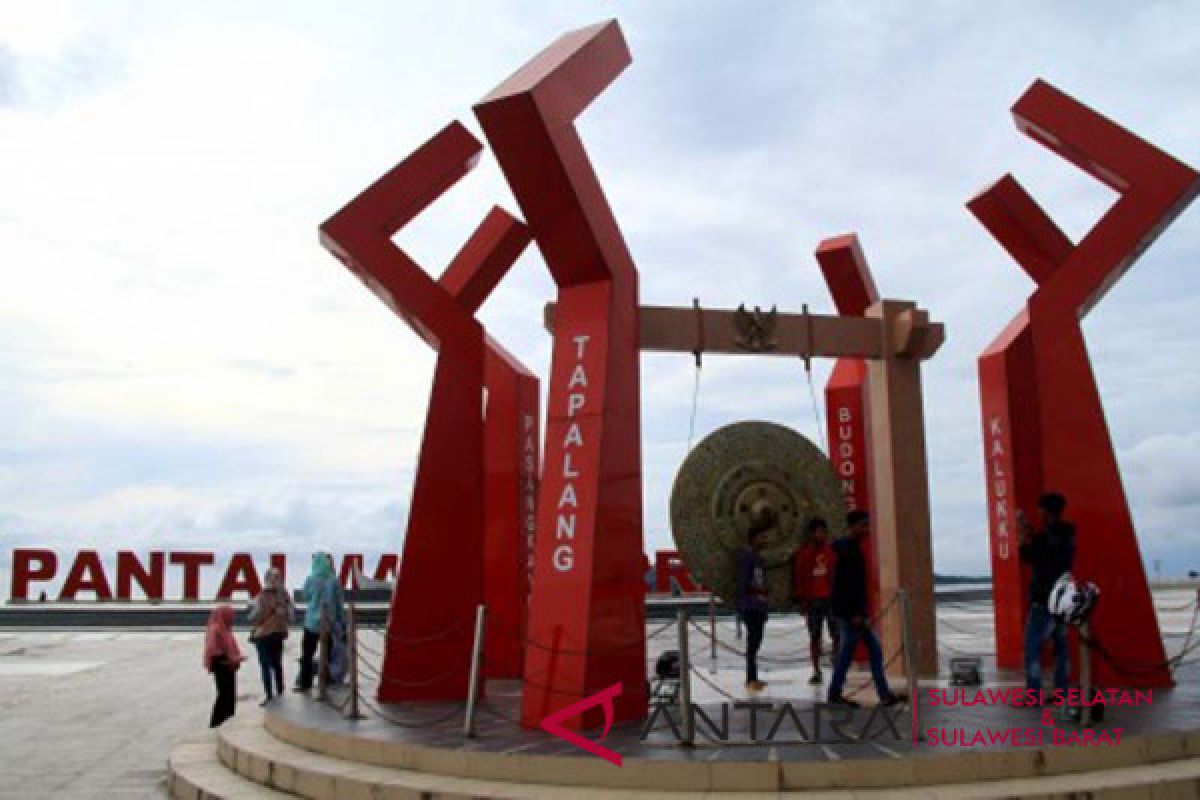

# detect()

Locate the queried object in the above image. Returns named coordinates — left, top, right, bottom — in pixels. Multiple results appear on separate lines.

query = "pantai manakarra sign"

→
left=5, top=548, right=700, bottom=603
left=7, top=549, right=398, bottom=602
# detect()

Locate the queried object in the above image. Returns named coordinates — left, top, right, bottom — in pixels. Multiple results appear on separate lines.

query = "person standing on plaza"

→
left=294, top=553, right=339, bottom=692
left=793, top=516, right=840, bottom=685
left=735, top=512, right=774, bottom=692
left=827, top=510, right=900, bottom=708
left=203, top=604, right=245, bottom=727
left=248, top=566, right=293, bottom=706
left=1018, top=492, right=1075, bottom=699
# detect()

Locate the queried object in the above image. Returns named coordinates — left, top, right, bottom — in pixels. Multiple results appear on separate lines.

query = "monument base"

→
left=169, top=671, right=1200, bottom=799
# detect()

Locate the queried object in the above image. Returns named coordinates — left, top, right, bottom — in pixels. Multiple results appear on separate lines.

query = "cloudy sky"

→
left=2, top=1, right=1199, bottom=597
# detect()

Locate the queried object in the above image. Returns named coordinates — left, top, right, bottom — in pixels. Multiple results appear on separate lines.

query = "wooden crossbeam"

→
left=544, top=302, right=944, bottom=360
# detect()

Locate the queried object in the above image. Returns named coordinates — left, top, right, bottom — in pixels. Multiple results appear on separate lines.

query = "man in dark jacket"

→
left=1019, top=492, right=1075, bottom=695
left=827, top=510, right=899, bottom=707
left=735, top=513, right=773, bottom=692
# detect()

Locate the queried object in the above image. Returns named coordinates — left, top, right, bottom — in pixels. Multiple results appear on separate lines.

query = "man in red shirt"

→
left=793, top=517, right=840, bottom=685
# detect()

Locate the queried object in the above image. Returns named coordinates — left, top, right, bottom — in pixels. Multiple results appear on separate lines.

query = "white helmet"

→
left=1048, top=573, right=1099, bottom=625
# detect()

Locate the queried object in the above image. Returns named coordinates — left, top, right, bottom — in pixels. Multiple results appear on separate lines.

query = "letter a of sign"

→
left=540, top=682, right=624, bottom=766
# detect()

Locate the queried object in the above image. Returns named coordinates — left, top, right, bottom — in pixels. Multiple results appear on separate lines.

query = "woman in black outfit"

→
left=203, top=605, right=245, bottom=727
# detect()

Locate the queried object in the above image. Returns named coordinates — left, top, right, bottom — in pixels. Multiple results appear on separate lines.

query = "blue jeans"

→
left=253, top=632, right=285, bottom=697
left=1024, top=603, right=1068, bottom=693
left=828, top=618, right=891, bottom=701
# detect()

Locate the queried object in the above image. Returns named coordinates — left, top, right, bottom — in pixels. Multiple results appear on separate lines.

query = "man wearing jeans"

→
left=735, top=515, right=773, bottom=692
left=1019, top=492, right=1075, bottom=699
left=827, top=510, right=900, bottom=708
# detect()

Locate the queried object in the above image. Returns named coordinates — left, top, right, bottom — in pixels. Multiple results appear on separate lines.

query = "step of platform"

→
left=166, top=730, right=294, bottom=800
left=192, top=716, right=1200, bottom=800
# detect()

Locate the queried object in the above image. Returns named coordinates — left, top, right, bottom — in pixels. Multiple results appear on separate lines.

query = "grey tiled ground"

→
left=0, top=630, right=298, bottom=799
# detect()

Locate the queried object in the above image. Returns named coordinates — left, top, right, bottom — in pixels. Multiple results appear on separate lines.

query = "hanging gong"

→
left=669, top=420, right=847, bottom=609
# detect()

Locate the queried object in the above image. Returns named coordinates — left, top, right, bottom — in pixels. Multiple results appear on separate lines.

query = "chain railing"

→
left=296, top=581, right=1200, bottom=747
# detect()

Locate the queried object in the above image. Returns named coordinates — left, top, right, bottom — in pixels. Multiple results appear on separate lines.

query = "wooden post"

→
left=866, top=299, right=938, bottom=676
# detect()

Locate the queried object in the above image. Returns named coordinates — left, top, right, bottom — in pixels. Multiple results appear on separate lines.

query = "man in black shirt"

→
left=827, top=510, right=899, bottom=708
left=1018, top=492, right=1076, bottom=695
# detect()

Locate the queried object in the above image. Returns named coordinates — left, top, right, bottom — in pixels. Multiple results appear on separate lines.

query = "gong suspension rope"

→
left=685, top=297, right=704, bottom=455
left=801, top=303, right=828, bottom=453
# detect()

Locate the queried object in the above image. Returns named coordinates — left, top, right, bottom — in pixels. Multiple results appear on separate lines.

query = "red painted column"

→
left=977, top=313, right=1043, bottom=668
left=969, top=80, right=1200, bottom=686
left=483, top=338, right=540, bottom=679
left=320, top=123, right=531, bottom=701
left=815, top=235, right=880, bottom=628
left=475, top=21, right=647, bottom=729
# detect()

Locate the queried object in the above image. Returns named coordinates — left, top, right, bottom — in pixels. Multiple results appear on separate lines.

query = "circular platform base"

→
left=257, top=674, right=1200, bottom=794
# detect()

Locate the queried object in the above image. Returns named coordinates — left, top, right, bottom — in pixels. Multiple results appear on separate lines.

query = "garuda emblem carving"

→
left=733, top=303, right=778, bottom=353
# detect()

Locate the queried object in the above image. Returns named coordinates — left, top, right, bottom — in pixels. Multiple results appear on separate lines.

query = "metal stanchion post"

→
left=709, top=592, right=718, bottom=674
left=464, top=604, right=487, bottom=738
left=345, top=590, right=365, bottom=719
left=898, top=589, right=921, bottom=740
left=1079, top=620, right=1092, bottom=727
left=317, top=609, right=330, bottom=702
left=676, top=608, right=694, bottom=747
left=736, top=611, right=743, bottom=640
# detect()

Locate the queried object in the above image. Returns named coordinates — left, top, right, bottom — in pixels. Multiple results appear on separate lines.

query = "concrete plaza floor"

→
left=0, top=629, right=290, bottom=799
left=1, top=588, right=1196, bottom=798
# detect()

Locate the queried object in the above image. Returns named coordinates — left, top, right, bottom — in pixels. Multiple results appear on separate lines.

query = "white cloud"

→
left=2, top=1, right=1200, bottom=598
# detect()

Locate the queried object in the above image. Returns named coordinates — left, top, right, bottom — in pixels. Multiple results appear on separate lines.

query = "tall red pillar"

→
left=969, top=80, right=1199, bottom=686
left=483, top=338, right=540, bottom=679
left=320, top=122, right=533, bottom=701
left=475, top=20, right=648, bottom=729
left=815, top=234, right=881, bottom=649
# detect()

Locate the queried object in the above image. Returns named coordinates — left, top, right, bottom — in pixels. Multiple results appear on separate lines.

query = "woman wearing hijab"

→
left=295, top=553, right=337, bottom=692
left=203, top=605, right=245, bottom=727
left=248, top=567, right=293, bottom=705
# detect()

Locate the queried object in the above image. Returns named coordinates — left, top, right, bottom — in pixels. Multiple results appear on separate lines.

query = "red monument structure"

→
left=970, top=80, right=1200, bottom=687
left=320, top=123, right=538, bottom=700
left=816, top=234, right=881, bottom=626
left=474, top=21, right=649, bottom=729
left=320, top=19, right=944, bottom=731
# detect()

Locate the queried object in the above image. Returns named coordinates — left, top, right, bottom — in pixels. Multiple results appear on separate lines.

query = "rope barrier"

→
left=938, top=617, right=988, bottom=636
left=1156, top=596, right=1199, bottom=614
left=936, top=639, right=996, bottom=657
left=485, top=616, right=658, bottom=657
left=686, top=593, right=900, bottom=664
left=357, top=694, right=467, bottom=729
left=478, top=701, right=526, bottom=728
left=1079, top=597, right=1200, bottom=677
left=687, top=663, right=739, bottom=702
left=372, top=616, right=474, bottom=645
left=354, top=646, right=463, bottom=688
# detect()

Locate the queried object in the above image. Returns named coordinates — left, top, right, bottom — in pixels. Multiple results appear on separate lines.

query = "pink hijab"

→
left=203, top=605, right=241, bottom=670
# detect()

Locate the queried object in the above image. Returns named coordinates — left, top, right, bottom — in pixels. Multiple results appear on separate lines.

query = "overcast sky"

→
left=2, top=1, right=1199, bottom=597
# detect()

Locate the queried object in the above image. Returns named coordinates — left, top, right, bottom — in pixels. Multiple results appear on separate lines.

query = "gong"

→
left=669, top=420, right=847, bottom=609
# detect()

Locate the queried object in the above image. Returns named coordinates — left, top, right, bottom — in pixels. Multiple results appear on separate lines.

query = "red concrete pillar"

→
left=969, top=80, right=1200, bottom=686
left=483, top=339, right=540, bottom=679
left=320, top=123, right=531, bottom=701
left=815, top=234, right=880, bottom=631
left=978, top=313, right=1042, bottom=668
left=475, top=20, right=648, bottom=729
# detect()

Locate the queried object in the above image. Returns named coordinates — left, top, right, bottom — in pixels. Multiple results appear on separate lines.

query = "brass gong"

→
left=669, top=420, right=847, bottom=609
